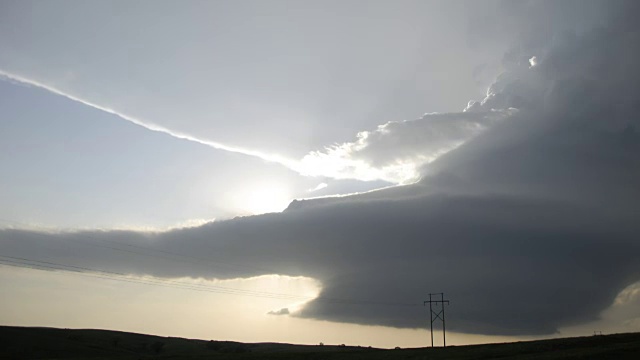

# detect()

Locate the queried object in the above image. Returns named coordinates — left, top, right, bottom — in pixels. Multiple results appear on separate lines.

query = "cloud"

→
left=2, top=191, right=638, bottom=335
left=569, top=281, right=640, bottom=334
left=298, top=109, right=516, bottom=184
left=0, top=70, right=300, bottom=171
left=1, top=69, right=503, bottom=185
left=268, top=308, right=290, bottom=316
left=308, top=183, right=328, bottom=192
left=1, top=0, right=640, bottom=337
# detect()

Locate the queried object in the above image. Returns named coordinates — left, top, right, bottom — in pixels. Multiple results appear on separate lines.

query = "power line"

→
left=0, top=218, right=321, bottom=300
left=0, top=255, right=304, bottom=299
left=0, top=218, right=421, bottom=307
left=0, top=217, right=277, bottom=274
left=0, top=219, right=325, bottom=300
left=0, top=254, right=420, bottom=307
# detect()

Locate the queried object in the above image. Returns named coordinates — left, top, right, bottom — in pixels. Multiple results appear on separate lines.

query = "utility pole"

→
left=424, top=292, right=450, bottom=347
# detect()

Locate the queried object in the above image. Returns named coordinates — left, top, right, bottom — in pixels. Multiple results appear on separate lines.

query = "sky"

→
left=1, top=0, right=640, bottom=348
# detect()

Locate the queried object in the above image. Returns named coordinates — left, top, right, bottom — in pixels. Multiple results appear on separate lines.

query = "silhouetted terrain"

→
left=1, top=326, right=639, bottom=359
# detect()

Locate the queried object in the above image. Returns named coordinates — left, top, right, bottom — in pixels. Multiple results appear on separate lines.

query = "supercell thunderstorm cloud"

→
left=1, top=0, right=640, bottom=337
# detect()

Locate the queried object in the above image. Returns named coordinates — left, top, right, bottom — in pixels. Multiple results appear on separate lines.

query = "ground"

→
left=1, top=326, right=639, bottom=359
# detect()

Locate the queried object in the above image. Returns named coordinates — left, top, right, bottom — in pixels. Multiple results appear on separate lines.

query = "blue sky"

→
left=0, top=75, right=395, bottom=228
left=0, top=78, right=313, bottom=228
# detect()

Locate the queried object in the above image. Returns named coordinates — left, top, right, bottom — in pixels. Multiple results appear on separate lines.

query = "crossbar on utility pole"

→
left=424, top=292, right=450, bottom=347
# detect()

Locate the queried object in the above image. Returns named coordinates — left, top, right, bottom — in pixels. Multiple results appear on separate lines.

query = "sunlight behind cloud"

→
left=296, top=110, right=516, bottom=184
left=0, top=71, right=510, bottom=187
left=231, top=183, right=293, bottom=215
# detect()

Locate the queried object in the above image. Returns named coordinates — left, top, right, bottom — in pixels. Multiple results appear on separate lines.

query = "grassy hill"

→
left=1, top=326, right=639, bottom=359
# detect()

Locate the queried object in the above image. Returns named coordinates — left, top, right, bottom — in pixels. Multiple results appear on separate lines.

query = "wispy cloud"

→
left=0, top=70, right=300, bottom=170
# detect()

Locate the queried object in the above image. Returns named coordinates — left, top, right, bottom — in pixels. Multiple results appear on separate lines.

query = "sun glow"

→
left=233, top=183, right=292, bottom=215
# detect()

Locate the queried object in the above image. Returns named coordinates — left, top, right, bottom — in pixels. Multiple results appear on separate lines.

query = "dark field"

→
left=1, top=326, right=639, bottom=360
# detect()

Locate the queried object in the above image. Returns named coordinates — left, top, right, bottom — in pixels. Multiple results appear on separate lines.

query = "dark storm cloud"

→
left=2, top=192, right=639, bottom=335
left=465, top=0, right=615, bottom=67
left=1, top=0, right=640, bottom=336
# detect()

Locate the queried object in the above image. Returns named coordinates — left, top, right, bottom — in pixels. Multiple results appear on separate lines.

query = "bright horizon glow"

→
left=3, top=264, right=632, bottom=348
left=0, top=264, right=531, bottom=348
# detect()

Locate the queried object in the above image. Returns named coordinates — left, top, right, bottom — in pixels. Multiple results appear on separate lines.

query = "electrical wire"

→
left=0, top=219, right=422, bottom=307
